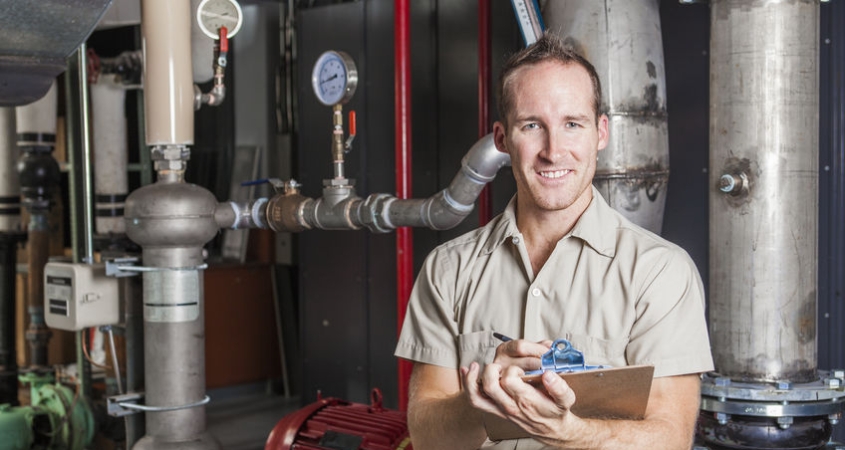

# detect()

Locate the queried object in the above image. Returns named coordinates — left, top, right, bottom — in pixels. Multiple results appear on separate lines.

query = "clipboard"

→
left=483, top=364, right=654, bottom=441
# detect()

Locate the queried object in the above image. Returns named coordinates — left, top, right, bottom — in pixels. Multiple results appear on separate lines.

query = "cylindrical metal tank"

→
left=709, top=0, right=819, bottom=383
left=543, top=0, right=670, bottom=234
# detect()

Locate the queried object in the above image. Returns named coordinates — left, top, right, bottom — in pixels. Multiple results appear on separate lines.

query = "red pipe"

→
left=477, top=0, right=493, bottom=226
left=395, top=0, right=414, bottom=412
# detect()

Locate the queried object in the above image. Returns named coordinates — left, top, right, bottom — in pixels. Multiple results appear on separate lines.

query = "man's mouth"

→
left=538, top=169, right=571, bottom=179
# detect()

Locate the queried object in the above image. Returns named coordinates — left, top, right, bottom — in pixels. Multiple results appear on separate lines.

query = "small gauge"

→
left=197, top=0, right=244, bottom=39
left=312, top=51, right=358, bottom=106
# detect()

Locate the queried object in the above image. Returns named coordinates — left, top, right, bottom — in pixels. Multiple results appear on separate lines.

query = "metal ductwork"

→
left=216, top=134, right=511, bottom=233
left=699, top=1, right=845, bottom=449
left=0, top=0, right=114, bottom=106
left=542, top=0, right=670, bottom=234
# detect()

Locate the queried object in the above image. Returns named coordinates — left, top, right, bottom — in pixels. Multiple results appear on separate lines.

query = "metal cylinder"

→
left=0, top=108, right=20, bottom=233
left=708, top=0, right=819, bottom=383
left=542, top=0, right=670, bottom=234
left=91, top=74, right=128, bottom=235
left=141, top=0, right=194, bottom=145
left=125, top=181, right=220, bottom=450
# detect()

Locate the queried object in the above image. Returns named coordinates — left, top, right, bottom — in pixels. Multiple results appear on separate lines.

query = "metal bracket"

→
left=105, top=257, right=208, bottom=278
left=525, top=339, right=607, bottom=375
left=107, top=392, right=211, bottom=417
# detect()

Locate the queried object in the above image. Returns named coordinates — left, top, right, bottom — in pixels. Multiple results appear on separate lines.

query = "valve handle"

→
left=345, top=110, right=357, bottom=151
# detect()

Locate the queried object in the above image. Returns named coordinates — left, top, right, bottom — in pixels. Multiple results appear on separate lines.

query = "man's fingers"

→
left=541, top=370, right=576, bottom=409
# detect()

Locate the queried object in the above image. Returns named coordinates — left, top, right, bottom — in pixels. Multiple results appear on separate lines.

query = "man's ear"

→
left=597, top=114, right=609, bottom=151
left=493, top=121, right=508, bottom=154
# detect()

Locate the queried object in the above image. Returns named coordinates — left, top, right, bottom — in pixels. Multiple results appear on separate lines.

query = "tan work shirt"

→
left=395, top=188, right=713, bottom=448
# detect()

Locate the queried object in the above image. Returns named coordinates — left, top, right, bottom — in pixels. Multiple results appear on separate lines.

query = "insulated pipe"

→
left=0, top=107, right=22, bottom=405
left=0, top=108, right=20, bottom=233
left=16, top=82, right=59, bottom=369
left=91, top=74, right=128, bottom=235
left=542, top=0, right=670, bottom=234
left=142, top=0, right=194, bottom=146
left=709, top=0, right=819, bottom=384
left=477, top=0, right=492, bottom=226
left=255, top=135, right=509, bottom=233
left=394, top=0, right=413, bottom=412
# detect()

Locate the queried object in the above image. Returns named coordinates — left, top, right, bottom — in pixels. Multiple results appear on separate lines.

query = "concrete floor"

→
left=206, top=384, right=300, bottom=450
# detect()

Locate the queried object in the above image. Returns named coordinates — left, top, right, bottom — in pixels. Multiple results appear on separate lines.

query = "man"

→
left=394, top=33, right=713, bottom=450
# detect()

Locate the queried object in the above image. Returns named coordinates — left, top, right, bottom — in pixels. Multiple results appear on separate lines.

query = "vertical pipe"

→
left=142, top=0, right=194, bottom=146
left=0, top=107, right=21, bottom=405
left=709, top=0, right=819, bottom=383
left=91, top=74, right=128, bottom=235
left=17, top=82, right=59, bottom=370
left=394, top=0, right=413, bottom=411
left=477, top=0, right=492, bottom=226
left=543, top=0, right=670, bottom=234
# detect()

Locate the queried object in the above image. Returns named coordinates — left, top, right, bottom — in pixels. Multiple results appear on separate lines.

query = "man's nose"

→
left=540, top=129, right=567, bottom=163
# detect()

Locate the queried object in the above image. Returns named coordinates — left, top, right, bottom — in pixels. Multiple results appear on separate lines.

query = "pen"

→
left=493, top=332, right=513, bottom=342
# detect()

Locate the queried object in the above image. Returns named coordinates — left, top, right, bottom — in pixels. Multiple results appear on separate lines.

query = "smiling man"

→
left=394, top=33, right=713, bottom=450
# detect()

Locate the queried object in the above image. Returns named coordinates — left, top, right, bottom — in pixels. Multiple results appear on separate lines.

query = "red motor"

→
left=265, top=389, right=413, bottom=450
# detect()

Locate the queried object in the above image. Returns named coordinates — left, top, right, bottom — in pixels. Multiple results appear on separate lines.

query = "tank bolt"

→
left=828, top=413, right=841, bottom=425
left=833, top=369, right=845, bottom=379
left=777, top=416, right=793, bottom=429
left=825, top=378, right=841, bottom=388
left=718, top=173, right=747, bottom=195
left=715, top=412, right=730, bottom=425
left=714, top=377, right=731, bottom=387
left=776, top=380, right=793, bottom=390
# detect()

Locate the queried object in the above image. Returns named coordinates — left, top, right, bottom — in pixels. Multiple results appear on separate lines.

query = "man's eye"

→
left=523, top=123, right=539, bottom=130
left=566, top=122, right=580, bottom=128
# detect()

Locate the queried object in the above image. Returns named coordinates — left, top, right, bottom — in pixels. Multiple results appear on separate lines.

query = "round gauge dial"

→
left=312, top=51, right=358, bottom=106
left=197, top=0, right=244, bottom=39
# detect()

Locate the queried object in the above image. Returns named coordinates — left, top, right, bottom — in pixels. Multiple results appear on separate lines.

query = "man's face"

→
left=494, top=61, right=609, bottom=216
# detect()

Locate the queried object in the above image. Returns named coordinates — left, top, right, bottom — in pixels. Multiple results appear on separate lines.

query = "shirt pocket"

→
left=562, top=333, right=629, bottom=368
left=456, top=330, right=501, bottom=368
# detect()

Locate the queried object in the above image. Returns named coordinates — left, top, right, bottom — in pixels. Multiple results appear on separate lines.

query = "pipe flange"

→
left=359, top=193, right=395, bottom=233
left=701, top=371, right=845, bottom=402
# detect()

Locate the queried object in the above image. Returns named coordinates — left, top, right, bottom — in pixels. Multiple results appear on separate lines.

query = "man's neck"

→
left=516, top=189, right=593, bottom=276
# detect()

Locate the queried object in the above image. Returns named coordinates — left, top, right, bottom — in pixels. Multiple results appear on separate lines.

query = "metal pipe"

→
left=394, top=0, right=413, bottom=412
left=0, top=108, right=20, bottom=234
left=542, top=0, right=670, bottom=234
left=129, top=1, right=220, bottom=448
left=477, top=0, right=492, bottom=226
left=260, top=134, right=509, bottom=233
left=709, top=0, right=819, bottom=385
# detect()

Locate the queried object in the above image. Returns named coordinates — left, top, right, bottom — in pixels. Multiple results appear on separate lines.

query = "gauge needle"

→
left=321, top=74, right=338, bottom=84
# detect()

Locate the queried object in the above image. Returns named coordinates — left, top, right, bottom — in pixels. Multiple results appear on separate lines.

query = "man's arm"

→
left=406, top=362, right=487, bottom=450
left=469, top=363, right=702, bottom=450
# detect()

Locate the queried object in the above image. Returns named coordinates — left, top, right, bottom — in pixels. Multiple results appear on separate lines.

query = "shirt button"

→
left=512, top=236, right=520, bottom=244
left=532, top=288, right=541, bottom=297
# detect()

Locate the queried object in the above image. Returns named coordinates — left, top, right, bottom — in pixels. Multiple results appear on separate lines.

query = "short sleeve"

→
left=627, top=247, right=714, bottom=377
left=394, top=249, right=461, bottom=369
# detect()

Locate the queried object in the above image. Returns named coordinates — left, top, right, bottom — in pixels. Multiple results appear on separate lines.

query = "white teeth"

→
left=539, top=169, right=570, bottom=179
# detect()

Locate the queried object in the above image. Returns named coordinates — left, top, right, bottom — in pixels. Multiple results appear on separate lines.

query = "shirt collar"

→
left=480, top=186, right=618, bottom=258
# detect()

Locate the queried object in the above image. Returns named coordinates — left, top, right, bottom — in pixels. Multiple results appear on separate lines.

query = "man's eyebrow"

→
left=562, top=114, right=592, bottom=123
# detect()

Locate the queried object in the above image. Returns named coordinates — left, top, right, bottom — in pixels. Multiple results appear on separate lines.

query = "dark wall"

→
left=295, top=1, right=845, bottom=416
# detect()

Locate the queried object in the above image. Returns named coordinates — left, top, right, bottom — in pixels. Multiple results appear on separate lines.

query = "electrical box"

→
left=44, top=262, right=120, bottom=331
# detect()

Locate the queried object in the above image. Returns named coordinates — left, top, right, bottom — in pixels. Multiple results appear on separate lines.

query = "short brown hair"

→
left=496, top=32, right=603, bottom=125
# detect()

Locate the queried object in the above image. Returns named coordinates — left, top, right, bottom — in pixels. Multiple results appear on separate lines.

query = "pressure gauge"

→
left=197, top=0, right=244, bottom=39
left=312, top=51, right=358, bottom=106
